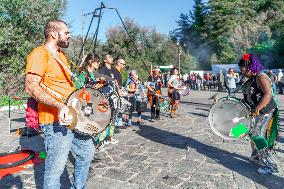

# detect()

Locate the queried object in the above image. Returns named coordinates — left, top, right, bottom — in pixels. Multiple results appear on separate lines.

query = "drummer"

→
left=238, top=53, right=279, bottom=174
left=125, top=70, right=143, bottom=126
left=25, top=19, right=95, bottom=188
left=98, top=54, right=118, bottom=144
left=113, top=58, right=127, bottom=128
left=74, top=53, right=104, bottom=89
left=147, top=66, right=163, bottom=121
left=167, top=67, right=183, bottom=118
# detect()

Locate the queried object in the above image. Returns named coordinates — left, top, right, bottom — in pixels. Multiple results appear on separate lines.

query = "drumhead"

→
left=208, top=97, right=251, bottom=140
left=180, top=85, right=191, bottom=96
left=66, top=88, right=111, bottom=135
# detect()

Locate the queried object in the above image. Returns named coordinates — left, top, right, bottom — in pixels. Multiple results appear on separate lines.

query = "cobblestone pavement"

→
left=0, top=90, right=283, bottom=189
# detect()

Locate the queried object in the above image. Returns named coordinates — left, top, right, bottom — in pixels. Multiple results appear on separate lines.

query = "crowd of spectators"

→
left=179, top=68, right=284, bottom=95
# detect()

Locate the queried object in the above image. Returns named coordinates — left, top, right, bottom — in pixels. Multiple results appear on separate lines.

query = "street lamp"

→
left=177, top=42, right=182, bottom=77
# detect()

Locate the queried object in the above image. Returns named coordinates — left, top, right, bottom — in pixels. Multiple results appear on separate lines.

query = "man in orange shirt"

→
left=25, top=19, right=95, bottom=189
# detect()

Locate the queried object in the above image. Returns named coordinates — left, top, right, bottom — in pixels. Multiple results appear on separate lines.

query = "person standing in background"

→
left=267, top=69, right=277, bottom=93
left=217, top=70, right=225, bottom=92
left=277, top=69, right=283, bottom=94
left=226, top=68, right=237, bottom=97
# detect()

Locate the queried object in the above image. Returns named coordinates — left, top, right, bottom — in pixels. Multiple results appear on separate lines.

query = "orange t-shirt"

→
left=26, top=45, right=76, bottom=124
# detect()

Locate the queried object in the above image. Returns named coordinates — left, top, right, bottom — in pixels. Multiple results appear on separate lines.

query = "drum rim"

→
left=66, top=87, right=112, bottom=134
left=208, top=96, right=251, bottom=141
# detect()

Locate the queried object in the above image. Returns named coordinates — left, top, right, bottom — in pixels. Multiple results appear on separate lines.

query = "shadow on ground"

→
left=137, top=124, right=284, bottom=189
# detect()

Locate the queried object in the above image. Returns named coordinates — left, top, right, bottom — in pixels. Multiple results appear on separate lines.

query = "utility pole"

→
left=81, top=9, right=86, bottom=58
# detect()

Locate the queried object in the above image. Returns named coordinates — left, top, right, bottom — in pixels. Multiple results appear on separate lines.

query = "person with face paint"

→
left=238, top=54, right=279, bottom=174
left=25, top=20, right=95, bottom=188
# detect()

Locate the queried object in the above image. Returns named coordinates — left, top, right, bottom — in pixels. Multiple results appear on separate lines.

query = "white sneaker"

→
left=98, top=143, right=106, bottom=151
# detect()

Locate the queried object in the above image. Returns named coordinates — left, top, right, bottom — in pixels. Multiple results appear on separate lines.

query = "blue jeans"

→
left=41, top=122, right=95, bottom=189
left=228, top=88, right=236, bottom=97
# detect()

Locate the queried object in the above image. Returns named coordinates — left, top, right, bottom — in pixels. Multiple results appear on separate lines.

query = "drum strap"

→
left=44, top=45, right=79, bottom=82
left=44, top=45, right=87, bottom=92
left=40, top=83, right=67, bottom=103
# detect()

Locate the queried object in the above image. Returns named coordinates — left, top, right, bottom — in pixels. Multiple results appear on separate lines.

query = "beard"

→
left=57, top=36, right=69, bottom=48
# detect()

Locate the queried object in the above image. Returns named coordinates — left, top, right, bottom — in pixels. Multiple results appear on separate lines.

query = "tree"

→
left=0, top=0, right=67, bottom=95
left=174, top=0, right=211, bottom=69
left=175, top=0, right=284, bottom=68
left=104, top=18, right=196, bottom=81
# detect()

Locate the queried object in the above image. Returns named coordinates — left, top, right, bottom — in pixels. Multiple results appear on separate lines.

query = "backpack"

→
left=26, top=97, right=40, bottom=131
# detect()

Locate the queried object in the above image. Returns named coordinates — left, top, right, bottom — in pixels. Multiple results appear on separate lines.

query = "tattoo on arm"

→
left=25, top=74, right=64, bottom=110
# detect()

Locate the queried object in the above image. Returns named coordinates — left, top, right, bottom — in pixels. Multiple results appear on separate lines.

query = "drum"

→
left=179, top=85, right=191, bottom=96
left=122, top=96, right=135, bottom=114
left=157, top=96, right=171, bottom=112
left=65, top=88, right=111, bottom=135
left=208, top=97, right=251, bottom=140
left=136, top=96, right=147, bottom=112
left=101, top=80, right=119, bottom=114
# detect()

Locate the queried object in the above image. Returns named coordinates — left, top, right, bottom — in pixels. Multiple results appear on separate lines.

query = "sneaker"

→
left=149, top=117, right=155, bottom=122
left=137, top=120, right=143, bottom=125
left=98, top=143, right=106, bottom=151
left=91, top=157, right=101, bottom=163
left=248, top=155, right=260, bottom=164
left=114, top=128, right=121, bottom=133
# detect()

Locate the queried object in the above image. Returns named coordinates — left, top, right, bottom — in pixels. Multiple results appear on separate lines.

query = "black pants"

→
left=150, top=95, right=160, bottom=118
left=127, top=96, right=142, bottom=120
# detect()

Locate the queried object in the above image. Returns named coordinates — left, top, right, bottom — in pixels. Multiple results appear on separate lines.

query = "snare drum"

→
left=65, top=88, right=111, bottom=135
left=208, top=97, right=251, bottom=140
left=179, top=85, right=191, bottom=96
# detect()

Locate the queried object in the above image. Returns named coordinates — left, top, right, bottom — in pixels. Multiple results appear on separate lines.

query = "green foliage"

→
left=101, top=18, right=196, bottom=80
left=0, top=0, right=67, bottom=95
left=173, top=0, right=284, bottom=68
left=0, top=96, right=27, bottom=107
left=2, top=0, right=284, bottom=96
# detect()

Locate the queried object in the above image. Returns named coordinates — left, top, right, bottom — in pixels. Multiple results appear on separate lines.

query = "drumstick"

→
left=232, top=115, right=249, bottom=123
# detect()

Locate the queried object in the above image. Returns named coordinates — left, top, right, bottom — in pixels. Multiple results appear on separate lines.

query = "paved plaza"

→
left=0, top=90, right=283, bottom=189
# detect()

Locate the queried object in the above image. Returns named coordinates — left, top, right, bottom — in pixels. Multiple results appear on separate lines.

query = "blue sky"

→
left=63, top=0, right=194, bottom=41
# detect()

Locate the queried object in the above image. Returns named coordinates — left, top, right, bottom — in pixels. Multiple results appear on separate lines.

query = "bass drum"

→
left=208, top=97, right=251, bottom=140
left=65, top=88, right=111, bottom=135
